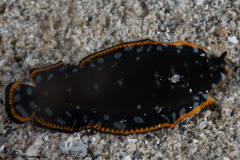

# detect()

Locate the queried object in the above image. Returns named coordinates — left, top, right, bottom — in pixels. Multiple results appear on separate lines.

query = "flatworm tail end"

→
left=5, top=82, right=36, bottom=124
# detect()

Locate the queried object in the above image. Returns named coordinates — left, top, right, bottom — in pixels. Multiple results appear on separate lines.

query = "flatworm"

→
left=5, top=39, right=230, bottom=134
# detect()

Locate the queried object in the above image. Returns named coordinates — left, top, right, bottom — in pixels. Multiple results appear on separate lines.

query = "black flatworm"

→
left=5, top=39, right=230, bottom=134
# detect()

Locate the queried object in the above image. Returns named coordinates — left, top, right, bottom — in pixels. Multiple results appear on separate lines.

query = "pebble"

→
left=17, top=135, right=22, bottom=141
left=127, top=143, right=136, bottom=153
left=95, top=144, right=104, bottom=154
left=199, top=121, right=206, bottom=130
left=0, top=18, right=4, bottom=27
left=0, top=144, right=5, bottom=152
left=189, top=145, right=197, bottom=154
left=0, top=137, right=7, bottom=148
left=229, top=21, right=236, bottom=30
left=59, top=136, right=87, bottom=157
left=72, top=17, right=81, bottom=25
left=203, top=110, right=211, bottom=119
left=0, top=60, right=6, bottom=67
left=43, top=31, right=52, bottom=42
left=30, top=1, right=35, bottom=5
left=127, top=138, right=137, bottom=143
left=228, top=36, right=238, bottom=44
left=123, top=155, right=131, bottom=160
left=133, top=151, right=141, bottom=158
left=82, top=135, right=89, bottom=144
left=0, top=3, right=6, bottom=14
left=43, top=135, right=49, bottom=141
left=25, top=136, right=43, bottom=156
left=100, top=139, right=106, bottom=145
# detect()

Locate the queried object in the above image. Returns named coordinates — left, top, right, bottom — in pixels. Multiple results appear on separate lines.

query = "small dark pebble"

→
left=87, top=129, right=96, bottom=136
left=145, top=134, right=152, bottom=141
left=179, top=122, right=187, bottom=131
left=133, top=151, right=141, bottom=158
left=92, top=156, right=99, bottom=160
left=188, top=139, right=193, bottom=144
left=0, top=137, right=7, bottom=146
left=10, top=151, right=18, bottom=158
left=230, top=110, right=234, bottom=117
left=0, top=3, right=6, bottom=14
left=233, top=132, right=237, bottom=140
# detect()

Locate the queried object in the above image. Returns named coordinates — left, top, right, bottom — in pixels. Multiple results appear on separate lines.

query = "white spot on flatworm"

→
left=72, top=68, right=78, bottom=73
left=48, top=73, right=53, bottom=80
left=211, top=83, right=217, bottom=88
left=14, top=94, right=21, bottom=102
left=147, top=45, right=152, bottom=52
left=94, top=84, right=99, bottom=90
left=16, top=105, right=28, bottom=118
left=96, top=121, right=102, bottom=126
left=36, top=75, right=42, bottom=84
left=137, top=46, right=144, bottom=53
left=220, top=72, right=226, bottom=81
left=97, top=58, right=104, bottom=63
left=27, top=87, right=33, bottom=95
left=161, top=114, right=170, bottom=123
left=189, top=89, right=192, bottom=93
left=193, top=47, right=198, bottom=53
left=114, top=52, right=122, bottom=59
left=29, top=101, right=36, bottom=109
left=179, top=108, right=186, bottom=116
left=103, top=114, right=109, bottom=120
left=124, top=45, right=133, bottom=51
left=114, top=122, right=126, bottom=130
left=66, top=111, right=72, bottom=118
left=90, top=63, right=95, bottom=68
left=157, top=45, right=162, bottom=51
left=45, top=107, right=52, bottom=116
left=176, top=45, right=183, bottom=49
left=57, top=117, right=66, bottom=125
left=172, top=112, right=176, bottom=122
left=137, top=104, right=141, bottom=109
left=134, top=116, right=144, bottom=123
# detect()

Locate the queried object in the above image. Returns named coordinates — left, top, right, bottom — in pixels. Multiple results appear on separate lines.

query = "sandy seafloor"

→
left=0, top=0, right=240, bottom=159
